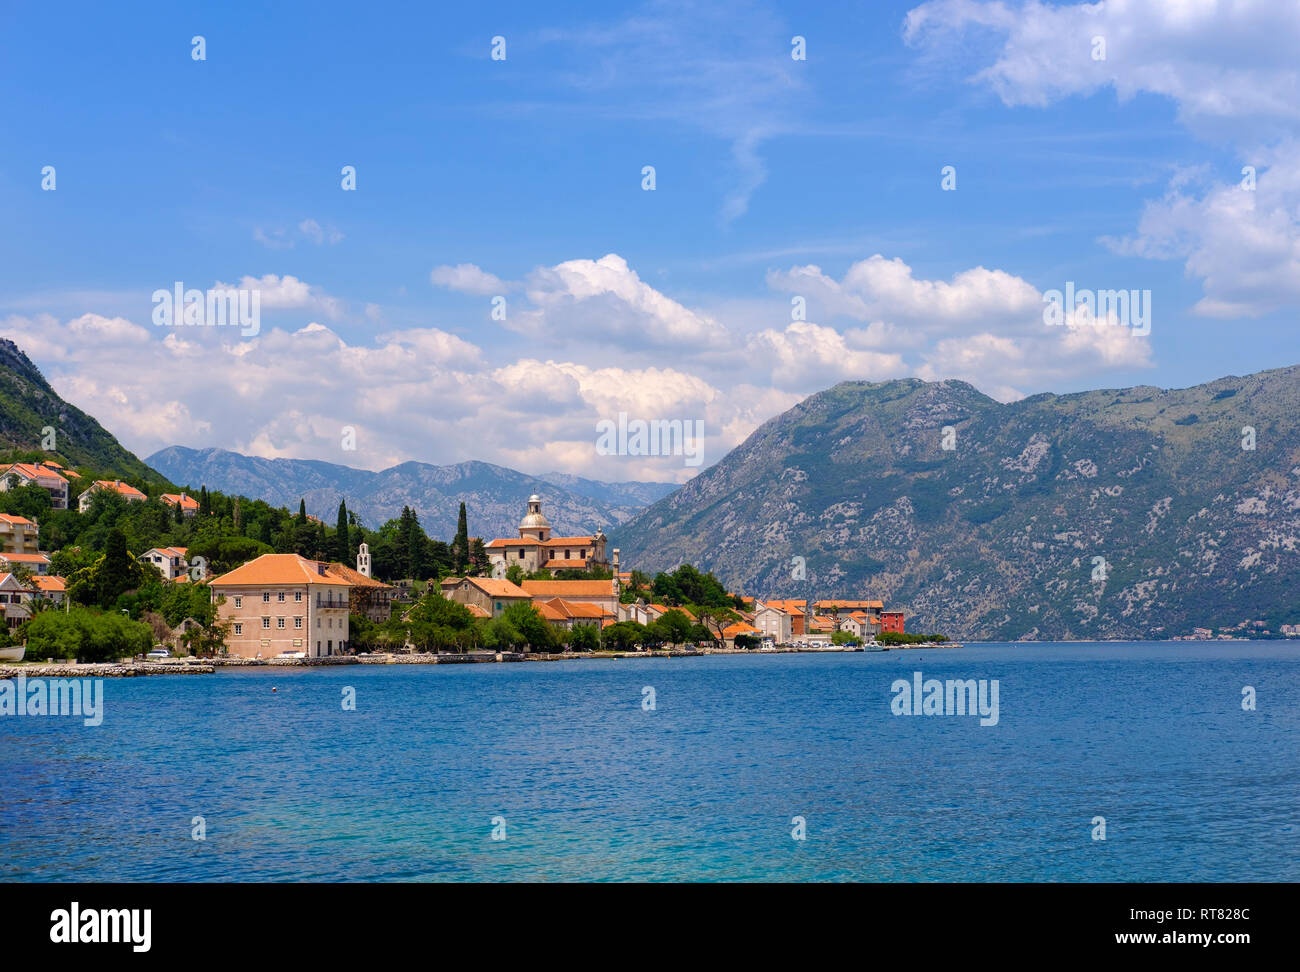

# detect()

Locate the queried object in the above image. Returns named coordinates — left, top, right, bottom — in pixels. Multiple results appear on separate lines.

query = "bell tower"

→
left=357, top=541, right=371, bottom=578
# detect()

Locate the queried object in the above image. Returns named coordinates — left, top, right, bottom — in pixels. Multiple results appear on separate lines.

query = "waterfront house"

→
left=754, top=599, right=795, bottom=643
left=442, top=576, right=532, bottom=618
left=78, top=479, right=147, bottom=512
left=762, top=599, right=807, bottom=637
left=0, top=571, right=66, bottom=630
left=0, top=461, right=70, bottom=510
left=881, top=611, right=904, bottom=634
left=520, top=578, right=619, bottom=617
left=208, top=553, right=351, bottom=658
left=534, top=597, right=611, bottom=630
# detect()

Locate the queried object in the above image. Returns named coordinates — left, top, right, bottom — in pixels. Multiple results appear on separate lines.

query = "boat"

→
left=0, top=643, right=26, bottom=662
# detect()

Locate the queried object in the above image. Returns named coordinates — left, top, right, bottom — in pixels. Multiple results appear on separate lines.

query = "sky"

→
left=2, top=0, right=1298, bottom=483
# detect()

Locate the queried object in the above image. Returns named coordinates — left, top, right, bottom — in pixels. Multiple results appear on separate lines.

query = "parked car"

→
left=146, top=647, right=171, bottom=660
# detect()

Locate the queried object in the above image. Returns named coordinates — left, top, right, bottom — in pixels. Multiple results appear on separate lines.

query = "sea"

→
left=2, top=641, right=1296, bottom=881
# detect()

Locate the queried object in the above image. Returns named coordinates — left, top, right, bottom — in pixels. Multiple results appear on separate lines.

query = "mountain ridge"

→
left=611, top=364, right=1300, bottom=640
left=146, top=445, right=678, bottom=539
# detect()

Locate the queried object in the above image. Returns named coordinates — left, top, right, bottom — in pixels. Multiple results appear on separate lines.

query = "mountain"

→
left=0, top=338, right=163, bottom=483
left=146, top=446, right=677, bottom=540
left=612, top=366, right=1300, bottom=641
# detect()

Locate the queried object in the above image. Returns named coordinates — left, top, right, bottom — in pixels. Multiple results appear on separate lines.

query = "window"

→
left=261, top=617, right=270, bottom=629
left=518, top=550, right=525, bottom=559
left=262, top=592, right=270, bottom=603
left=565, top=550, right=571, bottom=559
left=294, top=591, right=302, bottom=602
left=294, top=617, right=303, bottom=629
left=277, top=592, right=285, bottom=602
left=277, top=618, right=285, bottom=629
left=234, top=623, right=243, bottom=635
left=234, top=596, right=243, bottom=608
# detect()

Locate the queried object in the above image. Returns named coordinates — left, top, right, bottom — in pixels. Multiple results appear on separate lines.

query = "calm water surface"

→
left=2, top=642, right=1297, bottom=881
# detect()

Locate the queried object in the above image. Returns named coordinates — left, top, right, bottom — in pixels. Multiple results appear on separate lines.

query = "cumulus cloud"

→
left=514, top=254, right=731, bottom=350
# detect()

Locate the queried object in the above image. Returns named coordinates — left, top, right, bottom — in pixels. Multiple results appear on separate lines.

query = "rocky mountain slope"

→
left=147, top=446, right=676, bottom=539
left=0, top=339, right=164, bottom=483
left=612, top=366, right=1300, bottom=640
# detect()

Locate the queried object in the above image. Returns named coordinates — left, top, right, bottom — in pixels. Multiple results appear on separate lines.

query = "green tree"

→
left=453, top=502, right=469, bottom=573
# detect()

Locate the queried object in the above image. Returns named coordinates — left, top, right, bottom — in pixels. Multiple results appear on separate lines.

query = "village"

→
left=0, top=461, right=913, bottom=661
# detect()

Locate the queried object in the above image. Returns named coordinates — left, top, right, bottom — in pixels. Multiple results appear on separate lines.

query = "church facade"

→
left=486, top=495, right=609, bottom=574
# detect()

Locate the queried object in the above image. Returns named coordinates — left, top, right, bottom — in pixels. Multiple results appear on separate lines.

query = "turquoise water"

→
left=2, top=642, right=1297, bottom=881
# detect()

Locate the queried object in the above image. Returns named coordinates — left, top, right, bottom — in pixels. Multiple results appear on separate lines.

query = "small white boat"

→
left=0, top=644, right=26, bottom=662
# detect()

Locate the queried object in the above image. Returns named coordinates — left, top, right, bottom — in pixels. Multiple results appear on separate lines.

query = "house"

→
left=140, top=546, right=191, bottom=581
left=0, top=513, right=40, bottom=556
left=78, top=479, right=147, bottom=512
left=0, top=572, right=66, bottom=629
left=519, top=579, right=619, bottom=618
left=761, top=599, right=807, bottom=637
left=534, top=598, right=611, bottom=629
left=839, top=611, right=882, bottom=641
left=485, top=495, right=610, bottom=574
left=0, top=462, right=70, bottom=510
left=441, top=576, right=532, bottom=618
left=208, top=553, right=351, bottom=658
left=881, top=611, right=904, bottom=634
left=0, top=551, right=52, bottom=575
left=754, top=599, right=796, bottom=643
left=160, top=492, right=200, bottom=517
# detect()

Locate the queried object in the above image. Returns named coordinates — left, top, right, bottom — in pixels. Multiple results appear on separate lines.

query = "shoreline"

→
left=1, top=644, right=886, bottom=678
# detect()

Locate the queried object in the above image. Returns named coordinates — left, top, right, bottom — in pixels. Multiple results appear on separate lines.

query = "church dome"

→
left=520, top=495, right=551, bottom=532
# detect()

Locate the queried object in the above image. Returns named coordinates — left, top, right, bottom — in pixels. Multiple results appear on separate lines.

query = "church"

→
left=486, top=495, right=610, bottom=574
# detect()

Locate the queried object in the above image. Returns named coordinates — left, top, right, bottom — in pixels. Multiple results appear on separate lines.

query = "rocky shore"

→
left=0, top=661, right=215, bottom=679
left=1, top=645, right=870, bottom=678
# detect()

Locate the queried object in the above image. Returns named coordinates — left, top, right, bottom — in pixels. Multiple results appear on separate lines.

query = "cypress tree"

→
left=335, top=500, right=349, bottom=564
left=454, top=502, right=469, bottom=573
left=297, top=499, right=307, bottom=525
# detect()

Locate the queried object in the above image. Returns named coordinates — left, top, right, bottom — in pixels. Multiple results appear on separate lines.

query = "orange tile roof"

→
left=760, top=599, right=806, bottom=616
left=0, top=513, right=36, bottom=526
left=650, top=604, right=696, bottom=620
left=31, top=575, right=66, bottom=593
left=723, top=622, right=761, bottom=637
left=324, top=562, right=394, bottom=589
left=208, top=554, right=351, bottom=587
left=535, top=601, right=566, bottom=621
left=161, top=492, right=200, bottom=510
left=485, top=538, right=542, bottom=547
left=88, top=480, right=147, bottom=500
left=539, top=598, right=610, bottom=620
left=815, top=599, right=884, bottom=610
left=0, top=552, right=50, bottom=564
left=460, top=577, right=531, bottom=598
left=2, top=462, right=69, bottom=485
left=464, top=603, right=491, bottom=618
left=521, top=580, right=615, bottom=598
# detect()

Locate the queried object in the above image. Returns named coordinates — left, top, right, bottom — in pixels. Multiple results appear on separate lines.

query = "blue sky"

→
left=2, top=0, right=1297, bottom=482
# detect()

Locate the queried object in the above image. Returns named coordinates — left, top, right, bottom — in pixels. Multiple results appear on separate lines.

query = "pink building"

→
left=208, top=553, right=351, bottom=658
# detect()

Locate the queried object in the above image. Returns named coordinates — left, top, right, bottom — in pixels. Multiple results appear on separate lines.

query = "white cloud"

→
left=429, top=263, right=509, bottom=296
left=904, top=0, right=1300, bottom=318
left=515, top=253, right=731, bottom=350
left=216, top=273, right=346, bottom=321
